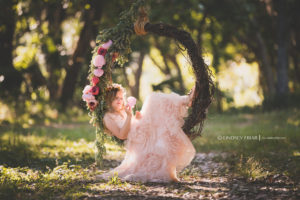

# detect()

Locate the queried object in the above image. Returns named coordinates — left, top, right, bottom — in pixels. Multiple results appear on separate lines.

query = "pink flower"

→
left=91, top=76, right=99, bottom=86
left=91, top=86, right=99, bottom=95
left=97, top=47, right=107, bottom=56
left=82, top=85, right=92, bottom=94
left=93, top=55, right=105, bottom=67
left=93, top=68, right=104, bottom=77
left=101, top=40, right=112, bottom=49
left=127, top=96, right=137, bottom=107
left=88, top=99, right=98, bottom=111
left=82, top=93, right=95, bottom=102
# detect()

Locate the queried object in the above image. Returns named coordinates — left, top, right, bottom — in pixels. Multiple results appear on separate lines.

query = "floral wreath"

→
left=81, top=0, right=146, bottom=167
left=81, top=0, right=215, bottom=167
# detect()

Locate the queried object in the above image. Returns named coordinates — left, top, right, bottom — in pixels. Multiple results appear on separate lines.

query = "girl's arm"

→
left=103, top=113, right=132, bottom=140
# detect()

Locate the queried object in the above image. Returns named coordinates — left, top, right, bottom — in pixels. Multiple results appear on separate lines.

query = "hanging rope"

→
left=134, top=7, right=149, bottom=35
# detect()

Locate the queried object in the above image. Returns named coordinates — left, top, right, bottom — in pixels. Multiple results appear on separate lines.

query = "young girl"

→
left=98, top=83, right=196, bottom=183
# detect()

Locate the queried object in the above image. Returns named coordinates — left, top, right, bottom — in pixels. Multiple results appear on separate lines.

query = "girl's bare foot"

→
left=187, top=85, right=196, bottom=107
left=171, top=176, right=180, bottom=182
left=168, top=165, right=180, bottom=182
left=170, top=171, right=180, bottom=182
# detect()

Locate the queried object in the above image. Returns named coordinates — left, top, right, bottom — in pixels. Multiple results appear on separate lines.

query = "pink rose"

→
left=91, top=76, right=99, bottom=86
left=97, top=47, right=107, bottom=56
left=88, top=99, right=98, bottom=111
left=93, top=55, right=105, bottom=67
left=82, top=93, right=95, bottom=102
left=91, top=86, right=99, bottom=95
left=127, top=96, right=137, bottom=107
left=101, top=40, right=112, bottom=49
left=93, top=68, right=104, bottom=77
left=82, top=85, right=92, bottom=94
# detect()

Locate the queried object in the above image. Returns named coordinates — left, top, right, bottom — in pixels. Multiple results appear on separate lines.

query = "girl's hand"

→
left=135, top=111, right=142, bottom=120
left=125, top=104, right=132, bottom=117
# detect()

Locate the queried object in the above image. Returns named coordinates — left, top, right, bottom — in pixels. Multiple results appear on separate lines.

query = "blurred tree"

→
left=0, top=0, right=23, bottom=101
left=1, top=0, right=299, bottom=116
left=118, top=35, right=150, bottom=100
left=273, top=0, right=289, bottom=97
left=60, top=0, right=104, bottom=108
left=196, top=0, right=299, bottom=108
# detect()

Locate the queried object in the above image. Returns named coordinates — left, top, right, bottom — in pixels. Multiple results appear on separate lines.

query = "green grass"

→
left=0, top=108, right=299, bottom=199
left=194, top=107, right=300, bottom=181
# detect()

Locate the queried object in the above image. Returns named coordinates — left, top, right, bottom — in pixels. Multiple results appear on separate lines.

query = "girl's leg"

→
left=187, top=85, right=196, bottom=107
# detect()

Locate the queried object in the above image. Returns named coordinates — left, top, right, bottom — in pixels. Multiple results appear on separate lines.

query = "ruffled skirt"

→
left=98, top=92, right=196, bottom=183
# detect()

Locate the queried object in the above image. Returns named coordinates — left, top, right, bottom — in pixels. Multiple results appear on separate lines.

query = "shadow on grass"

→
left=2, top=173, right=298, bottom=200
left=0, top=138, right=95, bottom=171
left=76, top=176, right=298, bottom=199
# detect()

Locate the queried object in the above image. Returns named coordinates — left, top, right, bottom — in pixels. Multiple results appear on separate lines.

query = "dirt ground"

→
left=80, top=152, right=299, bottom=200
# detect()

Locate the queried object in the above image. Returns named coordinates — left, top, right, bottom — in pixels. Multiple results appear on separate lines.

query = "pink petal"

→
left=101, top=40, right=113, bottom=49
left=93, top=55, right=106, bottom=67
left=83, top=85, right=92, bottom=94
left=91, top=76, right=99, bottom=85
left=82, top=93, right=95, bottom=102
left=93, top=68, right=104, bottom=77
left=127, top=96, right=137, bottom=107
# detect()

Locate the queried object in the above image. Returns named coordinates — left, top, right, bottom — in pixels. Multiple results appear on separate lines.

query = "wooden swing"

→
left=86, top=1, right=215, bottom=166
left=133, top=7, right=215, bottom=140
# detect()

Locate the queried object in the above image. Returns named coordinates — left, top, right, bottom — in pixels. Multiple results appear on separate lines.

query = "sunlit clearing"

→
left=62, top=17, right=83, bottom=55
left=140, top=55, right=166, bottom=101
left=217, top=59, right=263, bottom=108
left=140, top=49, right=204, bottom=101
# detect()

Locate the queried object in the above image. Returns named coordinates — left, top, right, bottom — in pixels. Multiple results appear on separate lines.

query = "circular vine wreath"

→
left=82, top=0, right=215, bottom=167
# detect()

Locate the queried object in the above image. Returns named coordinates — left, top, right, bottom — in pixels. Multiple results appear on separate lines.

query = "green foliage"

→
left=0, top=163, right=92, bottom=199
left=0, top=108, right=299, bottom=198
left=108, top=172, right=122, bottom=185
left=86, top=0, right=146, bottom=167
left=95, top=0, right=145, bottom=64
left=236, top=155, right=269, bottom=180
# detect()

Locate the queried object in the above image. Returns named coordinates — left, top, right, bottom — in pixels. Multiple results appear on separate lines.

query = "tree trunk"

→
left=292, top=52, right=300, bottom=86
left=255, top=32, right=275, bottom=96
left=0, top=0, right=23, bottom=100
left=60, top=0, right=103, bottom=108
left=291, top=29, right=300, bottom=88
left=209, top=21, right=222, bottom=112
left=132, top=52, right=145, bottom=99
left=275, top=0, right=289, bottom=96
left=43, top=4, right=65, bottom=101
left=215, top=82, right=223, bottom=113
left=196, top=12, right=207, bottom=56
left=237, top=34, right=276, bottom=100
left=122, top=52, right=145, bottom=99
left=168, top=55, right=185, bottom=93
left=150, top=55, right=169, bottom=75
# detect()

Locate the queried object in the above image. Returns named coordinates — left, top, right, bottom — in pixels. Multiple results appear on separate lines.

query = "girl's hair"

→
left=103, top=83, right=126, bottom=136
left=105, top=83, right=126, bottom=113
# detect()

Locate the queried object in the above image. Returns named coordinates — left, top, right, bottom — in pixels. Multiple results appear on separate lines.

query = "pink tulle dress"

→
left=99, top=92, right=196, bottom=183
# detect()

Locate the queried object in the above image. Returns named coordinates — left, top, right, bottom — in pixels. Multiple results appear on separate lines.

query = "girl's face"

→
left=111, top=90, right=124, bottom=112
